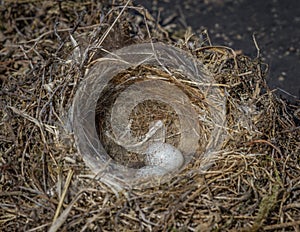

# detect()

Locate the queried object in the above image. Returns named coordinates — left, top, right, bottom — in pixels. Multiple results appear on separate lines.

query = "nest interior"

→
left=1, top=0, right=300, bottom=231
left=95, top=64, right=210, bottom=169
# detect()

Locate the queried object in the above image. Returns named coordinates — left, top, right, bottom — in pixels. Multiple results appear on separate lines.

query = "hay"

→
left=72, top=42, right=226, bottom=189
left=1, top=0, right=299, bottom=231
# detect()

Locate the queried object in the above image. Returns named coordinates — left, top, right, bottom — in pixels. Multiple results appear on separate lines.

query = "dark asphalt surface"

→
left=136, top=0, right=300, bottom=103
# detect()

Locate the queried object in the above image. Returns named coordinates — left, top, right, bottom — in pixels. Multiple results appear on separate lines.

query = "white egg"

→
left=145, top=142, right=184, bottom=172
left=136, top=165, right=168, bottom=177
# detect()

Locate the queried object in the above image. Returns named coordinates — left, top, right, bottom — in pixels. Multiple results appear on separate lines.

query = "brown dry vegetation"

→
left=1, top=0, right=299, bottom=231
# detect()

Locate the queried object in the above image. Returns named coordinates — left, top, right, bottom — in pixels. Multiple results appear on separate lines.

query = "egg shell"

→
left=145, top=142, right=184, bottom=171
left=136, top=165, right=168, bottom=177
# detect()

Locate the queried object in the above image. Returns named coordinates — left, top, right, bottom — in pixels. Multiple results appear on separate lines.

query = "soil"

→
left=136, top=0, right=300, bottom=103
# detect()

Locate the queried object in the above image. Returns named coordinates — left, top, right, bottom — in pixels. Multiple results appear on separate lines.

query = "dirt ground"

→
left=136, top=0, right=300, bottom=103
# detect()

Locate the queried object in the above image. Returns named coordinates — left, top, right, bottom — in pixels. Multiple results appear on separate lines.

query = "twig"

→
left=53, top=169, right=74, bottom=221
left=264, top=220, right=300, bottom=230
left=87, top=0, right=131, bottom=63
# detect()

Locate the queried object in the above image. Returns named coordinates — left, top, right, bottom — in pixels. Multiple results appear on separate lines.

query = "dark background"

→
left=135, top=0, right=300, bottom=103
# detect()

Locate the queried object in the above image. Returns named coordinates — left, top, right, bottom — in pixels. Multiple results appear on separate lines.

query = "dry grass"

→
left=1, top=0, right=299, bottom=231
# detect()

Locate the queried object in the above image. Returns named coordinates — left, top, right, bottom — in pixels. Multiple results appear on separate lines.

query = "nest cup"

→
left=72, top=42, right=226, bottom=189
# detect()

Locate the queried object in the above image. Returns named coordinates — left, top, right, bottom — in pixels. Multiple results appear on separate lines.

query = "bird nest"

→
left=71, top=42, right=227, bottom=189
left=1, top=0, right=299, bottom=231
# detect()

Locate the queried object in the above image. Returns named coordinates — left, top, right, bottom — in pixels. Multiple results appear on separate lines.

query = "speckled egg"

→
left=145, top=142, right=184, bottom=172
left=136, top=165, right=168, bottom=177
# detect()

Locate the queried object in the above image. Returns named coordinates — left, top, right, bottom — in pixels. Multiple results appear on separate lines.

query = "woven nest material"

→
left=1, top=0, right=300, bottom=231
left=71, top=42, right=226, bottom=189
